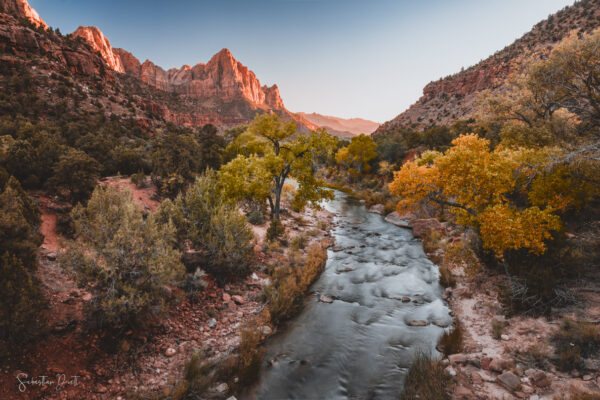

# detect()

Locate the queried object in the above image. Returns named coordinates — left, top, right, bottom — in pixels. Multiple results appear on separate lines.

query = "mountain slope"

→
left=374, top=0, right=600, bottom=136
left=296, top=112, right=379, bottom=138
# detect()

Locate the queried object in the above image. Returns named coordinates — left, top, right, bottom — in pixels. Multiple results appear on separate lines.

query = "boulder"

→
left=384, top=212, right=412, bottom=228
left=412, top=218, right=443, bottom=239
left=531, top=371, right=551, bottom=388
left=497, top=371, right=521, bottom=391
left=488, top=358, right=505, bottom=373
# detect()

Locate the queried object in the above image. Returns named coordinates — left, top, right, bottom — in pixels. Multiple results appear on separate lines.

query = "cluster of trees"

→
left=390, top=29, right=600, bottom=312
left=0, top=176, right=45, bottom=354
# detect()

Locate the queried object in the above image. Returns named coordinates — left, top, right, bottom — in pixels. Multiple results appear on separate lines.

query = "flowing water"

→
left=245, top=191, right=452, bottom=400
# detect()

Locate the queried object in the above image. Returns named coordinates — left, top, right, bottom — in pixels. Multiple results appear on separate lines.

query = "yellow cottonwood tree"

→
left=389, top=134, right=562, bottom=257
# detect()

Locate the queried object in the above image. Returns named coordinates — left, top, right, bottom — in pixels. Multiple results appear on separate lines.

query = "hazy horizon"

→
left=31, top=0, right=575, bottom=122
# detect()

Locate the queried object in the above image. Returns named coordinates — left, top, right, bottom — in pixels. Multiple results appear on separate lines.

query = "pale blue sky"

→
left=30, top=0, right=576, bottom=122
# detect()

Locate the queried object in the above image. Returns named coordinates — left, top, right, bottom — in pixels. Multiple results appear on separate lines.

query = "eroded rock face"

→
left=0, top=0, right=47, bottom=28
left=72, top=26, right=124, bottom=73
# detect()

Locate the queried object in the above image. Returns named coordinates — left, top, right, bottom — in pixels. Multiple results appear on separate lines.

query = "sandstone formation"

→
left=0, top=0, right=46, bottom=28
left=72, top=26, right=124, bottom=73
left=374, top=0, right=600, bottom=135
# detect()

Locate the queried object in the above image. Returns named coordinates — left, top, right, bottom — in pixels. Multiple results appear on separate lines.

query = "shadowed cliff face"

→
left=374, top=0, right=600, bottom=136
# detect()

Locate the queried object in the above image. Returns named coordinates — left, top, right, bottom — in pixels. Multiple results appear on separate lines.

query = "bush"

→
left=203, top=205, right=255, bottom=284
left=552, top=318, right=600, bottom=371
left=401, top=350, right=451, bottom=400
left=266, top=219, right=285, bottom=241
left=247, top=209, right=265, bottom=225
left=491, top=319, right=504, bottom=340
left=62, top=186, right=184, bottom=332
left=438, top=265, right=456, bottom=288
left=0, top=253, right=46, bottom=356
left=438, top=322, right=463, bottom=357
left=156, top=172, right=256, bottom=285
left=290, top=233, right=307, bottom=250
left=49, top=148, right=101, bottom=204
left=130, top=171, right=146, bottom=188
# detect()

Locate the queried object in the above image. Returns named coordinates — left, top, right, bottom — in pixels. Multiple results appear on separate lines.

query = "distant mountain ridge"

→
left=296, top=112, right=379, bottom=138
left=374, top=0, right=600, bottom=136
left=0, top=0, right=318, bottom=131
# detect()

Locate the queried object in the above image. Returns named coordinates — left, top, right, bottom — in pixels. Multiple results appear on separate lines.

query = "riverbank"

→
left=0, top=177, right=335, bottom=400
left=385, top=207, right=600, bottom=399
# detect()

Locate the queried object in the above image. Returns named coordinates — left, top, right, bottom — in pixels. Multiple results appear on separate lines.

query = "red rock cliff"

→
left=72, top=26, right=124, bottom=73
left=0, top=0, right=46, bottom=28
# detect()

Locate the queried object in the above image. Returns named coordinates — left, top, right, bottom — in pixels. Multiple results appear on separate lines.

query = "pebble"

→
left=164, top=348, right=176, bottom=357
left=319, top=295, right=333, bottom=304
left=408, top=320, right=429, bottom=327
left=208, top=318, right=217, bottom=328
left=501, top=334, right=510, bottom=341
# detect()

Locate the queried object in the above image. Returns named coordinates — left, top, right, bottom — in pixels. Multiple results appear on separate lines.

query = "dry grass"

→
left=402, top=350, right=451, bottom=400
left=552, top=318, right=600, bottom=371
left=438, top=322, right=463, bottom=357
left=264, top=242, right=328, bottom=324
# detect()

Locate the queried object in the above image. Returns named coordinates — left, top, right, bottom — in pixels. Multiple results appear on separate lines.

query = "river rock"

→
left=412, top=218, right=443, bottom=239
left=408, top=320, right=429, bottom=327
left=384, top=212, right=412, bottom=228
left=260, top=326, right=272, bottom=335
left=319, top=295, right=333, bottom=304
left=498, top=371, right=521, bottom=391
left=368, top=204, right=385, bottom=214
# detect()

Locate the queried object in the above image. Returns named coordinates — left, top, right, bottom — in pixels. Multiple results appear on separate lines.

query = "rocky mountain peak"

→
left=0, top=0, right=47, bottom=28
left=72, top=26, right=124, bottom=73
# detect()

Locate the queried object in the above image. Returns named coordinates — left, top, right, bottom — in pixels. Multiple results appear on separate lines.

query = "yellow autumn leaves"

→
left=389, top=134, right=564, bottom=258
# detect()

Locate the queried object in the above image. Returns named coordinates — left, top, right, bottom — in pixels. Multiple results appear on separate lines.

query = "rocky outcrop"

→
left=374, top=0, right=600, bottom=135
left=0, top=0, right=46, bottom=28
left=0, top=13, right=109, bottom=77
left=72, top=26, right=124, bottom=73
left=118, top=48, right=286, bottom=109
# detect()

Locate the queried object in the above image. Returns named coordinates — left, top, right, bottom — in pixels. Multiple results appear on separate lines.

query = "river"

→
left=244, top=190, right=452, bottom=400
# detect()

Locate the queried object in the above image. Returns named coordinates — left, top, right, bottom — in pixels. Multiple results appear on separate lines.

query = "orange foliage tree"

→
left=389, top=134, right=564, bottom=258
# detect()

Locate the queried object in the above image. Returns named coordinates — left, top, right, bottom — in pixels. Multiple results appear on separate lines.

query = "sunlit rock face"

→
left=0, top=0, right=47, bottom=29
left=72, top=26, right=124, bottom=73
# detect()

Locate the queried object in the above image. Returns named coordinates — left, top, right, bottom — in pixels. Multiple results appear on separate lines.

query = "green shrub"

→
left=247, top=209, right=265, bottom=225
left=49, top=148, right=101, bottom=204
left=491, top=319, right=504, bottom=340
left=62, top=185, right=185, bottom=331
left=402, top=350, right=451, bottom=400
left=130, top=171, right=146, bottom=188
left=267, top=219, right=285, bottom=241
left=203, top=205, right=255, bottom=284
left=155, top=172, right=255, bottom=285
left=0, top=253, right=46, bottom=356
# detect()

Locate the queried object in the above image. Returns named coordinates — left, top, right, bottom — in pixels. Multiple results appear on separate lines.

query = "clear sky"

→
left=30, top=0, right=575, bottom=123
